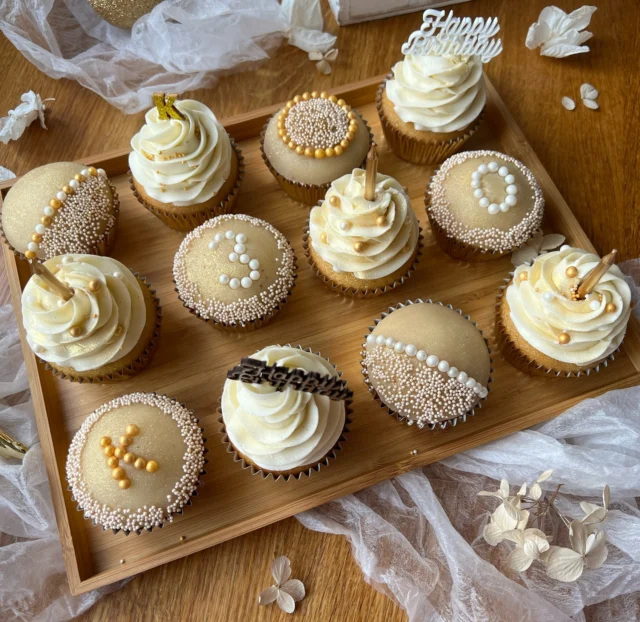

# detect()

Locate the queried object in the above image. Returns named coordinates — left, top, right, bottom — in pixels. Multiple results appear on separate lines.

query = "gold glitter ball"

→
left=146, top=460, right=159, bottom=473
left=114, top=447, right=126, bottom=459
left=103, top=445, right=115, bottom=457
left=606, top=303, right=617, bottom=313
left=558, top=333, right=571, bottom=344
left=565, top=266, right=578, bottom=278
left=118, top=478, right=131, bottom=490
left=123, top=452, right=136, bottom=464
left=99, top=436, right=111, bottom=447
left=329, top=196, right=341, bottom=207
left=112, top=467, right=126, bottom=480
left=107, top=456, right=119, bottom=469
left=86, top=0, right=162, bottom=28
left=69, top=326, right=82, bottom=337
left=134, top=457, right=147, bottom=470
left=126, top=424, right=139, bottom=436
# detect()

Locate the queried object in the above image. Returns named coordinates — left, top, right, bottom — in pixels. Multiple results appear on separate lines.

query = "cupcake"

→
left=21, top=254, right=161, bottom=383
left=66, top=392, right=206, bottom=535
left=362, top=300, right=492, bottom=428
left=220, top=345, right=350, bottom=480
left=377, top=53, right=485, bottom=165
left=1, top=163, right=118, bottom=261
left=305, top=162, right=421, bottom=296
left=426, top=150, right=544, bottom=261
left=261, top=91, right=372, bottom=206
left=497, top=247, right=632, bottom=376
left=173, top=214, right=297, bottom=330
left=129, top=95, right=243, bottom=231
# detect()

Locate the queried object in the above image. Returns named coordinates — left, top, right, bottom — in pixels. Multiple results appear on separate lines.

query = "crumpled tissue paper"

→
left=526, top=5, right=597, bottom=58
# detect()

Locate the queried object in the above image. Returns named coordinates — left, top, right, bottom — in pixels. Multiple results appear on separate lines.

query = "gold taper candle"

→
left=576, top=250, right=618, bottom=298
left=30, top=260, right=74, bottom=301
left=364, top=145, right=378, bottom=201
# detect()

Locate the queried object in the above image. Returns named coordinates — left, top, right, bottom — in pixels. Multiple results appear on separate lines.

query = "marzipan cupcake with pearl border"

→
left=173, top=214, right=297, bottom=331
left=362, top=300, right=492, bottom=429
left=261, top=91, right=372, bottom=206
left=66, top=392, right=207, bottom=535
left=129, top=95, right=244, bottom=232
left=426, top=150, right=544, bottom=261
left=496, top=246, right=632, bottom=377
left=219, top=345, right=351, bottom=481
left=21, top=254, right=161, bottom=383
left=1, top=163, right=118, bottom=262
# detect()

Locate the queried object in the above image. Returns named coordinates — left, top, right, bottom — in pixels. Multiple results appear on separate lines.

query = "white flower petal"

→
left=545, top=546, right=585, bottom=582
left=525, top=21, right=551, bottom=50
left=603, top=485, right=610, bottom=509
left=277, top=589, right=296, bottom=613
left=512, top=245, right=539, bottom=266
left=503, top=499, right=522, bottom=521
left=538, top=6, right=569, bottom=33
left=569, top=520, right=587, bottom=555
left=499, top=479, right=510, bottom=498
left=540, top=235, right=565, bottom=251
left=316, top=59, right=332, bottom=75
left=585, top=531, right=608, bottom=569
left=518, top=483, right=527, bottom=496
left=308, top=51, right=324, bottom=61
left=524, top=540, right=541, bottom=560
left=483, top=522, right=507, bottom=546
left=508, top=546, right=535, bottom=572
left=543, top=43, right=590, bottom=58
left=562, top=96, right=576, bottom=111
left=580, top=83, right=599, bottom=100
left=580, top=501, right=599, bottom=515
left=281, top=579, right=305, bottom=602
left=516, top=510, right=530, bottom=531
left=325, top=48, right=339, bottom=62
left=259, top=586, right=279, bottom=606
left=272, top=556, right=291, bottom=585
left=581, top=507, right=607, bottom=525
left=530, top=483, right=542, bottom=501
left=583, top=98, right=599, bottom=110
left=565, top=6, right=598, bottom=32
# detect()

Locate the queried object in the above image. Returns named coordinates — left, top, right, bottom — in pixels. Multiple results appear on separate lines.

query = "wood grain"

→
left=0, top=1, right=637, bottom=620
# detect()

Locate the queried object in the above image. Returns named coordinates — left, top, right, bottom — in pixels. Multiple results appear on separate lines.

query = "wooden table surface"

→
left=1, top=1, right=637, bottom=620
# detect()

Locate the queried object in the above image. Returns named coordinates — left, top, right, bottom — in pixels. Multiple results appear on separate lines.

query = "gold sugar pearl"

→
left=565, top=266, right=578, bottom=278
left=107, top=456, right=119, bottom=469
left=40, top=216, right=52, bottom=226
left=286, top=100, right=294, bottom=109
left=337, top=98, right=346, bottom=106
left=311, top=91, right=319, bottom=98
left=31, top=233, right=43, bottom=243
left=69, top=326, right=82, bottom=337
left=320, top=232, right=328, bottom=244
left=340, top=139, right=349, bottom=149
left=278, top=128, right=286, bottom=137
left=348, top=122, right=358, bottom=133
left=179, top=535, right=186, bottom=541
left=295, top=146, right=304, bottom=155
left=99, top=436, right=112, bottom=447
left=62, top=185, right=74, bottom=195
left=320, top=91, right=328, bottom=99
left=328, top=95, right=338, bottom=103
left=558, top=333, right=571, bottom=344
left=276, top=121, right=284, bottom=130
left=518, top=272, right=529, bottom=282
left=293, top=95, right=302, bottom=103
left=606, top=303, right=617, bottom=313
left=134, top=457, right=146, bottom=470
left=329, top=196, right=341, bottom=207
left=146, top=460, right=159, bottom=473
left=123, top=452, right=136, bottom=464
left=114, top=447, right=126, bottom=459
left=288, top=141, right=297, bottom=150
left=103, top=445, right=115, bottom=457
left=348, top=111, right=356, bottom=120
left=88, top=166, right=98, bottom=176
left=325, top=147, right=335, bottom=158
left=334, top=145, right=344, bottom=156
left=302, top=92, right=311, bottom=100
left=118, top=479, right=131, bottom=490
left=25, top=251, right=36, bottom=259
left=126, top=424, right=139, bottom=436
left=74, top=173, right=85, bottom=182
left=354, top=241, right=365, bottom=253
left=314, top=148, right=326, bottom=159
left=304, top=147, right=314, bottom=158
left=376, top=216, right=387, bottom=227
left=49, top=198, right=62, bottom=210
left=346, top=131, right=355, bottom=141
left=88, top=280, right=101, bottom=292
left=120, top=435, right=133, bottom=447
left=341, top=105, right=350, bottom=112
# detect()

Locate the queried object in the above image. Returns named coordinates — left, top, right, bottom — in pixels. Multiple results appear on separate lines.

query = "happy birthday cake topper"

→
left=401, top=9, right=503, bottom=63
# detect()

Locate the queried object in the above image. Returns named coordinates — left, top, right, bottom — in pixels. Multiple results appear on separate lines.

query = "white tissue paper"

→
left=0, top=91, right=53, bottom=145
left=0, top=0, right=334, bottom=114
left=526, top=5, right=597, bottom=58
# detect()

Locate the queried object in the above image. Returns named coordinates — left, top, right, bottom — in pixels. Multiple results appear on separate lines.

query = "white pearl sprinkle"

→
left=394, top=341, right=405, bottom=353
left=416, top=350, right=427, bottom=362
left=27, top=242, right=38, bottom=251
left=366, top=334, right=375, bottom=344
left=506, top=184, right=518, bottom=195
left=81, top=168, right=90, bottom=177
left=57, top=299, right=64, bottom=307
left=438, top=360, right=450, bottom=373
left=228, top=252, right=238, bottom=262
left=376, top=335, right=385, bottom=346
left=498, top=166, right=509, bottom=177
left=590, top=300, right=600, bottom=310
left=250, top=270, right=260, bottom=281
left=471, top=180, right=481, bottom=189
left=479, top=197, right=490, bottom=208
left=385, top=336, right=396, bottom=348
left=457, top=371, right=468, bottom=383
left=339, top=221, right=349, bottom=231
left=241, top=277, right=252, bottom=289
left=249, top=259, right=260, bottom=270
left=473, top=189, right=484, bottom=199
left=426, top=355, right=439, bottom=367
left=478, top=164, right=488, bottom=174
left=488, top=203, right=499, bottom=215
left=543, top=292, right=554, bottom=303
left=35, top=224, right=46, bottom=234
left=97, top=168, right=106, bottom=177
left=113, top=270, right=122, bottom=278
left=471, top=171, right=481, bottom=182
left=56, top=191, right=67, bottom=201
left=239, top=254, right=250, bottom=264
left=448, top=366, right=459, bottom=378
left=466, top=378, right=476, bottom=389
left=69, top=179, right=80, bottom=189
left=499, top=203, right=510, bottom=212
left=44, top=206, right=54, bottom=216
left=505, top=174, right=515, bottom=184
left=219, top=274, right=229, bottom=285
left=234, top=243, right=245, bottom=254
left=479, top=387, right=489, bottom=399
left=405, top=344, right=417, bottom=356
left=225, top=230, right=234, bottom=240
left=214, top=233, right=224, bottom=243
left=488, top=161, right=499, bottom=172
left=208, top=241, right=217, bottom=250
left=229, top=278, right=240, bottom=289
left=505, top=195, right=518, bottom=206
left=235, top=233, right=246, bottom=243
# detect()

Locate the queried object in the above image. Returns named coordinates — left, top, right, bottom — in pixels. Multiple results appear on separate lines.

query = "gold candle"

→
left=364, top=145, right=379, bottom=201
left=30, top=260, right=74, bottom=301
left=576, top=249, right=618, bottom=299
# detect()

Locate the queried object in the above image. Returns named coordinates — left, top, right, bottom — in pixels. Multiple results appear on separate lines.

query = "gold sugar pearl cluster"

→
left=277, top=92, right=358, bottom=159
left=100, top=424, right=159, bottom=490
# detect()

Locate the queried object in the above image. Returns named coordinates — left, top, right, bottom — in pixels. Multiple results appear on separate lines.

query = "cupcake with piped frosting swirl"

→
left=129, top=97, right=243, bottom=231
left=305, top=168, right=421, bottom=295
left=22, top=254, right=161, bottom=382
left=497, top=247, right=632, bottom=376
left=221, top=345, right=348, bottom=478
left=377, top=54, right=486, bottom=165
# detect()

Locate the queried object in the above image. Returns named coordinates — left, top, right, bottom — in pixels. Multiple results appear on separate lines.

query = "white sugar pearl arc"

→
left=376, top=335, right=385, bottom=346
left=438, top=360, right=449, bottom=373
left=69, top=179, right=79, bottom=189
left=56, top=191, right=67, bottom=201
left=488, top=204, right=499, bottom=215
left=27, top=242, right=38, bottom=251
left=228, top=252, right=238, bottom=262
left=250, top=270, right=260, bottom=281
left=35, top=224, right=46, bottom=234
left=479, top=197, right=490, bottom=208
left=506, top=185, right=518, bottom=195
left=416, top=350, right=427, bottom=362
left=478, top=164, right=488, bottom=174
left=473, top=189, right=484, bottom=199
left=366, top=334, right=375, bottom=344
left=385, top=337, right=395, bottom=348
left=229, top=278, right=240, bottom=289
left=488, top=161, right=499, bottom=172
left=457, top=371, right=468, bottom=383
left=505, top=195, right=518, bottom=207
left=498, top=166, right=509, bottom=177
left=505, top=174, right=515, bottom=184
left=235, top=234, right=246, bottom=243
left=405, top=344, right=417, bottom=356
left=249, top=259, right=260, bottom=270
left=447, top=367, right=459, bottom=378
left=44, top=206, right=54, bottom=216
left=219, top=274, right=229, bottom=285
left=241, top=277, right=252, bottom=289
left=499, top=203, right=510, bottom=212
left=225, top=230, right=234, bottom=240
left=234, top=244, right=245, bottom=254
left=214, top=233, right=224, bottom=243
left=239, top=254, right=250, bottom=264
left=394, top=341, right=405, bottom=353
left=426, top=355, right=439, bottom=367
left=208, top=241, right=217, bottom=249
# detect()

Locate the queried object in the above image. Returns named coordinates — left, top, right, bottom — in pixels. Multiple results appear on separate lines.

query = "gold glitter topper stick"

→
left=364, top=144, right=379, bottom=201
left=576, top=249, right=617, bottom=298
left=152, top=92, right=185, bottom=121
left=30, top=260, right=74, bottom=301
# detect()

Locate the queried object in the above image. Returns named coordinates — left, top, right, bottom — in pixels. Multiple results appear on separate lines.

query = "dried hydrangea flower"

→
left=258, top=556, right=305, bottom=614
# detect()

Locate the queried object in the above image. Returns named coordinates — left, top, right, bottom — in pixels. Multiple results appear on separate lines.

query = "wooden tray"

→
left=3, top=75, right=640, bottom=596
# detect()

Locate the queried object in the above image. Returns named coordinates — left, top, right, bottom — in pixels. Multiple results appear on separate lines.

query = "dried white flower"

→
left=562, top=96, right=576, bottom=111
left=526, top=6, right=597, bottom=57
left=258, top=556, right=305, bottom=614
left=309, top=48, right=338, bottom=75
left=580, top=484, right=609, bottom=531
left=582, top=98, right=599, bottom=110
left=512, top=229, right=565, bottom=266
left=502, top=528, right=551, bottom=572
left=580, top=83, right=599, bottom=100
left=480, top=480, right=530, bottom=546
left=0, top=91, right=54, bottom=145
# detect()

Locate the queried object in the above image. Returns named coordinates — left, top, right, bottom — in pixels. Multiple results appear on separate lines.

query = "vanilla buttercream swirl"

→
left=309, top=169, right=419, bottom=280
left=507, top=247, right=632, bottom=366
left=386, top=53, right=486, bottom=133
left=129, top=99, right=232, bottom=206
left=222, top=346, right=346, bottom=472
left=22, top=255, right=146, bottom=372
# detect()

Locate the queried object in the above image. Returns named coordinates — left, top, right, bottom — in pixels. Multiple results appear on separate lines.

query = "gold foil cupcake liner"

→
left=129, top=138, right=245, bottom=232
left=174, top=252, right=298, bottom=333
left=495, top=277, right=616, bottom=377
left=66, top=394, right=208, bottom=536
left=0, top=182, right=120, bottom=263
left=360, top=299, right=494, bottom=430
left=302, top=222, right=424, bottom=298
left=218, top=345, right=352, bottom=482
left=40, top=274, right=162, bottom=384
left=259, top=111, right=374, bottom=207
left=376, top=75, right=484, bottom=166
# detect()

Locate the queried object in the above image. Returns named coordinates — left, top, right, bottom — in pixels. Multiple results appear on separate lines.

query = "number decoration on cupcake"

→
left=471, top=160, right=518, bottom=215
left=401, top=9, right=503, bottom=62
left=277, top=92, right=359, bottom=159
left=207, top=230, right=262, bottom=290
left=152, top=92, right=185, bottom=121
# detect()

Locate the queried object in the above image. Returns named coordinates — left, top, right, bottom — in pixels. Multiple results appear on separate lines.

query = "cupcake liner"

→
left=218, top=345, right=353, bottom=482
left=0, top=182, right=120, bottom=263
left=376, top=75, right=484, bottom=166
left=495, top=277, right=617, bottom=377
left=66, top=395, right=208, bottom=536
left=361, top=299, right=494, bottom=430
left=259, top=111, right=374, bottom=207
left=129, top=138, right=245, bottom=232
left=302, top=221, right=424, bottom=297
left=40, top=274, right=162, bottom=384
left=174, top=251, right=298, bottom=332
